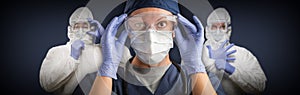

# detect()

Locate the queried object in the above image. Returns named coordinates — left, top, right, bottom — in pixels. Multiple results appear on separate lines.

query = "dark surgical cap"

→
left=102, top=0, right=195, bottom=28
left=124, top=0, right=179, bottom=15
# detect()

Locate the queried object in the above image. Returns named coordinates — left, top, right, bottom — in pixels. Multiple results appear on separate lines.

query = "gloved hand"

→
left=87, top=18, right=104, bottom=44
left=71, top=39, right=85, bottom=60
left=175, top=14, right=206, bottom=75
left=206, top=40, right=237, bottom=75
left=98, top=14, right=128, bottom=79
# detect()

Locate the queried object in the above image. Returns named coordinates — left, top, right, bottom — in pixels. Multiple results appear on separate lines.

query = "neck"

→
left=131, top=54, right=172, bottom=68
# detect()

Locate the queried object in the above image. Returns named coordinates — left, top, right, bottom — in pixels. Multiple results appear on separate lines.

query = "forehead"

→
left=130, top=7, right=172, bottom=16
left=130, top=13, right=168, bottom=20
left=127, top=12, right=175, bottom=25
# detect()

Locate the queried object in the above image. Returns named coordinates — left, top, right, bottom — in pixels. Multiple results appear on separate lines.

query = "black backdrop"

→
left=1, top=0, right=299, bottom=94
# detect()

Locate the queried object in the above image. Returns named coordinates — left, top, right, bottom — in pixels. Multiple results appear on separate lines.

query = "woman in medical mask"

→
left=90, top=0, right=217, bottom=95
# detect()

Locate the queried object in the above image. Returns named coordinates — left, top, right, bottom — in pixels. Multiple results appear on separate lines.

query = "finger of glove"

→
left=72, top=40, right=85, bottom=49
left=174, top=27, right=185, bottom=43
left=225, top=43, right=234, bottom=51
left=226, top=50, right=237, bottom=56
left=206, top=45, right=213, bottom=58
left=71, top=52, right=79, bottom=60
left=112, top=14, right=127, bottom=36
left=226, top=57, right=236, bottom=61
left=100, top=30, right=107, bottom=45
left=177, top=14, right=197, bottom=34
left=88, top=18, right=103, bottom=31
left=220, top=40, right=229, bottom=49
left=117, top=30, right=128, bottom=45
left=94, top=37, right=100, bottom=44
left=87, top=18, right=105, bottom=35
left=215, top=63, right=223, bottom=70
left=71, top=46, right=82, bottom=60
left=87, top=18, right=101, bottom=26
left=87, top=31, right=99, bottom=37
left=87, top=31, right=101, bottom=44
left=193, top=16, right=204, bottom=34
left=192, top=16, right=205, bottom=43
left=106, top=17, right=119, bottom=37
left=218, top=62, right=226, bottom=69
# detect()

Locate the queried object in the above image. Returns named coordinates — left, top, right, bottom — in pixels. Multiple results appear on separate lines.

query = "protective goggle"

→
left=70, top=21, right=91, bottom=32
left=207, top=21, right=230, bottom=33
left=125, top=14, right=177, bottom=32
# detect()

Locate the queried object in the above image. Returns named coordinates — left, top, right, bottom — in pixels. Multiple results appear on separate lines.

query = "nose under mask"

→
left=130, top=30, right=173, bottom=65
left=210, top=30, right=226, bottom=42
left=68, top=29, right=94, bottom=44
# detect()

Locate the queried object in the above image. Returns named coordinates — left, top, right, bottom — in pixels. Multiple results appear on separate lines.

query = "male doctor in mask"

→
left=39, top=7, right=131, bottom=95
left=202, top=8, right=267, bottom=95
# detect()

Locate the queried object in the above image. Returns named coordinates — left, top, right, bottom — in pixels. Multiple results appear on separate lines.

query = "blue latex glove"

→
left=175, top=14, right=206, bottom=75
left=99, top=14, right=128, bottom=79
left=87, top=18, right=104, bottom=44
left=71, top=39, right=85, bottom=60
left=206, top=40, right=237, bottom=75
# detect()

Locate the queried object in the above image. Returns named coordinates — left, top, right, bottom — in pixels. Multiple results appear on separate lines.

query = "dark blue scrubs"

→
left=112, top=62, right=192, bottom=95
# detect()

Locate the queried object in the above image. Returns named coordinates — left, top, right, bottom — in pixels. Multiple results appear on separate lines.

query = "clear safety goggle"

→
left=70, top=21, right=91, bottom=32
left=125, top=14, right=178, bottom=32
left=207, top=21, right=230, bottom=33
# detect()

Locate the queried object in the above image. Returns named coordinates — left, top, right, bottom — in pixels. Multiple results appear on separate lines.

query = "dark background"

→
left=2, top=0, right=299, bottom=94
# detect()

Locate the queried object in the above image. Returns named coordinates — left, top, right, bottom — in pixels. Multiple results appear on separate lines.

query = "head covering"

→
left=207, top=8, right=231, bottom=25
left=69, top=7, right=93, bottom=26
left=205, top=8, right=232, bottom=49
left=101, top=1, right=195, bottom=64
left=124, top=0, right=179, bottom=15
left=102, top=1, right=195, bottom=28
left=68, top=7, right=94, bottom=44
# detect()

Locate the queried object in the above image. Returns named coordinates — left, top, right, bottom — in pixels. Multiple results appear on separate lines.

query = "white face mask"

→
left=210, top=30, right=226, bottom=42
left=130, top=29, right=173, bottom=65
left=68, top=27, right=94, bottom=44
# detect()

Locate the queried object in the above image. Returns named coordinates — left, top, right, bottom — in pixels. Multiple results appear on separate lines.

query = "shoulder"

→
left=232, top=45, right=250, bottom=53
left=47, top=44, right=69, bottom=54
left=232, top=45, right=258, bottom=58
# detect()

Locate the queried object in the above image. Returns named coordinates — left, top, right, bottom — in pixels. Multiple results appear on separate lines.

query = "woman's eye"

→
left=157, top=21, right=168, bottom=28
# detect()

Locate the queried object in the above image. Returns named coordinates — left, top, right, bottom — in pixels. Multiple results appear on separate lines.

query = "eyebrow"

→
left=155, top=16, right=169, bottom=23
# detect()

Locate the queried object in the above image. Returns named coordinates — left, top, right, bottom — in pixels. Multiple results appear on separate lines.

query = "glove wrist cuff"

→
left=98, top=61, right=119, bottom=79
left=225, top=63, right=235, bottom=75
left=181, top=61, right=206, bottom=75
